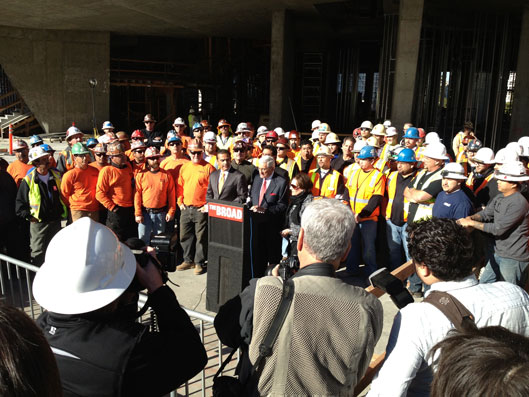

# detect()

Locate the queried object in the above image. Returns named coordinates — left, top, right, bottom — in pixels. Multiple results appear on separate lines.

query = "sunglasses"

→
left=290, top=184, right=299, bottom=189
left=277, top=146, right=287, bottom=151
left=233, top=148, right=245, bottom=152
left=134, top=150, right=145, bottom=154
left=95, top=153, right=107, bottom=157
left=189, top=151, right=202, bottom=155
left=265, top=139, right=277, bottom=142
left=219, top=125, right=229, bottom=128
left=361, top=128, right=371, bottom=131
left=168, top=142, right=181, bottom=146
left=145, top=121, right=154, bottom=124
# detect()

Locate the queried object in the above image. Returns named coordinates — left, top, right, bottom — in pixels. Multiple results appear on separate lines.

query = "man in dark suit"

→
left=249, top=155, right=289, bottom=277
left=206, top=150, right=248, bottom=203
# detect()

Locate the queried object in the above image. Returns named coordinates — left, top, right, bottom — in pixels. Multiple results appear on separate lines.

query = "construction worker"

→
left=61, top=143, right=100, bottom=222
left=264, top=130, right=279, bottom=147
left=403, top=141, right=448, bottom=297
left=465, top=139, right=482, bottom=175
left=126, top=130, right=145, bottom=160
left=130, top=140, right=147, bottom=177
left=98, top=121, right=116, bottom=144
left=203, top=131, right=218, bottom=168
left=293, top=140, right=315, bottom=174
left=452, top=121, right=476, bottom=158
left=288, top=130, right=301, bottom=158
left=309, top=145, right=347, bottom=199
left=331, top=136, right=355, bottom=174
left=57, top=126, right=83, bottom=174
left=324, top=132, right=341, bottom=158
left=455, top=136, right=476, bottom=175
left=160, top=135, right=189, bottom=183
left=402, top=127, right=420, bottom=155
left=89, top=143, right=108, bottom=171
left=466, top=147, right=498, bottom=209
left=116, top=131, right=130, bottom=148
left=234, top=122, right=250, bottom=141
left=345, top=145, right=386, bottom=278
left=7, top=139, right=32, bottom=187
left=16, top=146, right=67, bottom=266
left=231, top=141, right=256, bottom=186
left=276, top=137, right=299, bottom=180
left=384, top=148, right=417, bottom=270
left=216, top=119, right=233, bottom=150
left=432, top=162, right=474, bottom=220
left=141, top=114, right=163, bottom=146
left=176, top=139, right=215, bottom=275
left=359, top=120, right=373, bottom=142
left=252, top=126, right=268, bottom=157
left=313, top=123, right=332, bottom=155
left=201, top=119, right=213, bottom=132
left=169, top=117, right=191, bottom=149
left=518, top=136, right=529, bottom=169
left=371, top=124, right=386, bottom=157
left=343, top=140, right=366, bottom=180
left=134, top=147, right=176, bottom=244
left=29, top=135, right=43, bottom=148
left=379, top=127, right=399, bottom=161
left=191, top=122, right=204, bottom=140
left=96, top=142, right=136, bottom=242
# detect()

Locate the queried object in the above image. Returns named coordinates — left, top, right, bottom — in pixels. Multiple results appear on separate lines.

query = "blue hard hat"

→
left=397, top=148, right=417, bottom=162
left=40, top=143, right=55, bottom=153
left=30, top=135, right=43, bottom=145
left=404, top=127, right=420, bottom=139
left=192, top=122, right=203, bottom=130
left=357, top=145, right=377, bottom=159
left=467, top=139, right=482, bottom=152
left=167, top=135, right=182, bottom=144
left=102, top=121, right=114, bottom=130
left=86, top=138, right=98, bottom=148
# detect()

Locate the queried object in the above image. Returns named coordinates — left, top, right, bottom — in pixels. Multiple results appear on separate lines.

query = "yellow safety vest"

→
left=405, top=168, right=443, bottom=222
left=385, top=171, right=415, bottom=221
left=278, top=157, right=296, bottom=180
left=347, top=168, right=385, bottom=221
left=60, top=148, right=75, bottom=172
left=309, top=168, right=342, bottom=198
left=206, top=155, right=218, bottom=169
left=24, top=169, right=67, bottom=222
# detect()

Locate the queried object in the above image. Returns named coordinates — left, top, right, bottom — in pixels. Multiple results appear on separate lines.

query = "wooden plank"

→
left=365, top=260, right=415, bottom=298
left=354, top=352, right=386, bottom=396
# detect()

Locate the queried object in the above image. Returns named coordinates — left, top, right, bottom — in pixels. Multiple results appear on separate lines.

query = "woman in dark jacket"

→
left=280, top=172, right=314, bottom=256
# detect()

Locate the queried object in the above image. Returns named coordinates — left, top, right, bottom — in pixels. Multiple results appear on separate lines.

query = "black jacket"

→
left=15, top=170, right=64, bottom=222
left=38, top=286, right=208, bottom=397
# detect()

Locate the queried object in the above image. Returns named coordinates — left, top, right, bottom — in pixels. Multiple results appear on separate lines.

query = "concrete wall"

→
left=510, top=6, right=529, bottom=141
left=0, top=26, right=109, bottom=134
left=391, top=0, right=424, bottom=129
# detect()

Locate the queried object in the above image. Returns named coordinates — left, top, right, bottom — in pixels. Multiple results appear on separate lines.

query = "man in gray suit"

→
left=206, top=149, right=248, bottom=203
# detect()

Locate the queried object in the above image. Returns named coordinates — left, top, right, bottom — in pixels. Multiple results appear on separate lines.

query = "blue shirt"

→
left=432, top=189, right=474, bottom=220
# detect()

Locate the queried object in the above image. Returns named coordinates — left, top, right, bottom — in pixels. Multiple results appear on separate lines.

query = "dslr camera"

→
left=266, top=255, right=300, bottom=280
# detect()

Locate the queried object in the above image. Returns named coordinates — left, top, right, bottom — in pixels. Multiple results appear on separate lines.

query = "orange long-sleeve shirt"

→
left=177, top=160, right=215, bottom=207
left=89, top=161, right=107, bottom=171
left=161, top=157, right=189, bottom=185
left=96, top=164, right=135, bottom=210
left=131, top=161, right=146, bottom=177
left=61, top=166, right=100, bottom=211
left=134, top=169, right=176, bottom=217
left=7, top=160, right=32, bottom=187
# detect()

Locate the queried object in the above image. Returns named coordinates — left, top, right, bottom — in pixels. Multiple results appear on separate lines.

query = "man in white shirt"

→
left=368, top=217, right=529, bottom=397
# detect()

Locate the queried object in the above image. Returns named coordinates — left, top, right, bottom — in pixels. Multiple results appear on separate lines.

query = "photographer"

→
left=215, top=199, right=383, bottom=395
left=33, top=218, right=207, bottom=397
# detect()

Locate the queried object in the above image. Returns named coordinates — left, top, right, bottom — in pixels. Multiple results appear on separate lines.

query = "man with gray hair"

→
left=215, top=199, right=383, bottom=395
left=248, top=155, right=289, bottom=277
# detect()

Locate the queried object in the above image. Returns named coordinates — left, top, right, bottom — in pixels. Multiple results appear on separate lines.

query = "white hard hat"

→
left=518, top=136, right=529, bottom=157
left=311, top=120, right=321, bottom=130
left=203, top=131, right=217, bottom=143
left=383, top=120, right=392, bottom=128
left=324, top=132, right=341, bottom=145
left=424, top=132, right=441, bottom=145
left=495, top=148, right=519, bottom=164
left=353, top=140, right=367, bottom=153
left=505, top=142, right=523, bottom=157
left=360, top=120, right=373, bottom=130
left=28, top=146, right=50, bottom=164
left=256, top=126, right=268, bottom=136
left=13, top=139, right=28, bottom=150
left=386, top=127, right=398, bottom=137
left=371, top=124, right=386, bottom=136
left=33, top=218, right=136, bottom=315
left=173, top=117, right=186, bottom=126
left=422, top=142, right=449, bottom=160
left=274, top=127, right=285, bottom=136
left=102, top=121, right=114, bottom=130
left=66, top=126, right=83, bottom=140
left=311, top=131, right=319, bottom=141
left=315, top=145, right=333, bottom=157
left=441, top=162, right=467, bottom=180
left=236, top=122, right=250, bottom=132
left=366, top=136, right=380, bottom=148
left=494, top=161, right=529, bottom=182
left=473, top=148, right=495, bottom=164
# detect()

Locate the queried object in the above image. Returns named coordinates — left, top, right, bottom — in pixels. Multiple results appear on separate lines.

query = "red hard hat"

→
left=418, top=128, right=426, bottom=139
left=131, top=129, right=145, bottom=139
left=265, top=131, right=278, bottom=140
left=145, top=147, right=161, bottom=158
left=288, top=130, right=299, bottom=139
left=353, top=128, right=362, bottom=140
left=276, top=137, right=289, bottom=147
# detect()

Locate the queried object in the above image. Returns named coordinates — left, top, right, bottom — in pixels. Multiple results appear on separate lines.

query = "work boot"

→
left=194, top=264, right=205, bottom=275
left=176, top=261, right=195, bottom=271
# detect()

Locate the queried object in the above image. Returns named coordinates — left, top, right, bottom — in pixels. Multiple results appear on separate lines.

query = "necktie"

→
left=219, top=172, right=225, bottom=194
left=258, top=179, right=267, bottom=206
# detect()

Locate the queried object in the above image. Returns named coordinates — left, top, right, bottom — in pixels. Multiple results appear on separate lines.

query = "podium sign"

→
left=206, top=200, right=251, bottom=312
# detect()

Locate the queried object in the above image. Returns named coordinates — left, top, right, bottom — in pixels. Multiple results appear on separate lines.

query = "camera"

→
left=125, top=237, right=169, bottom=292
left=266, top=255, right=300, bottom=280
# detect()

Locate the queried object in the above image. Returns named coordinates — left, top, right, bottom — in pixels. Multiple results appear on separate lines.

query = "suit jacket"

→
left=207, top=167, right=248, bottom=203
left=249, top=172, right=289, bottom=218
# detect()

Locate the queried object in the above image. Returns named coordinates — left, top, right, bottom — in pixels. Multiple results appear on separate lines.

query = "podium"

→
left=206, top=200, right=251, bottom=312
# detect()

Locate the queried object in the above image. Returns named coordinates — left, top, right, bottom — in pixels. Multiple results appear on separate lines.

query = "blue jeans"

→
left=386, top=219, right=409, bottom=271
left=346, top=220, right=378, bottom=277
left=402, top=226, right=424, bottom=293
left=138, top=209, right=167, bottom=245
left=480, top=253, right=529, bottom=287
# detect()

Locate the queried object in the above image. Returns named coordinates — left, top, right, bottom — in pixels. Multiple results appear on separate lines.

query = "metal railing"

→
left=0, top=253, right=236, bottom=397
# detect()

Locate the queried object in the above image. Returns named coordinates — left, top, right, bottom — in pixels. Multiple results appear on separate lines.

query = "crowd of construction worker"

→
left=2, top=114, right=529, bottom=289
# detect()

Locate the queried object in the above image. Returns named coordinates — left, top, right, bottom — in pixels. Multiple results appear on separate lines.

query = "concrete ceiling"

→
left=0, top=0, right=339, bottom=38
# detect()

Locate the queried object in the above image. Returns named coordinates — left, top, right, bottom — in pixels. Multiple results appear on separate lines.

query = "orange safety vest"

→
left=343, top=162, right=360, bottom=181
left=346, top=167, right=385, bottom=221
left=309, top=169, right=342, bottom=198
left=295, top=156, right=317, bottom=174
left=466, top=171, right=494, bottom=194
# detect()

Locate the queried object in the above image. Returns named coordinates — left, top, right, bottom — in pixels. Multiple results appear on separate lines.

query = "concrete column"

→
left=269, top=10, right=295, bottom=129
left=391, top=0, right=424, bottom=129
left=0, top=27, right=110, bottom=133
left=510, top=6, right=529, bottom=141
